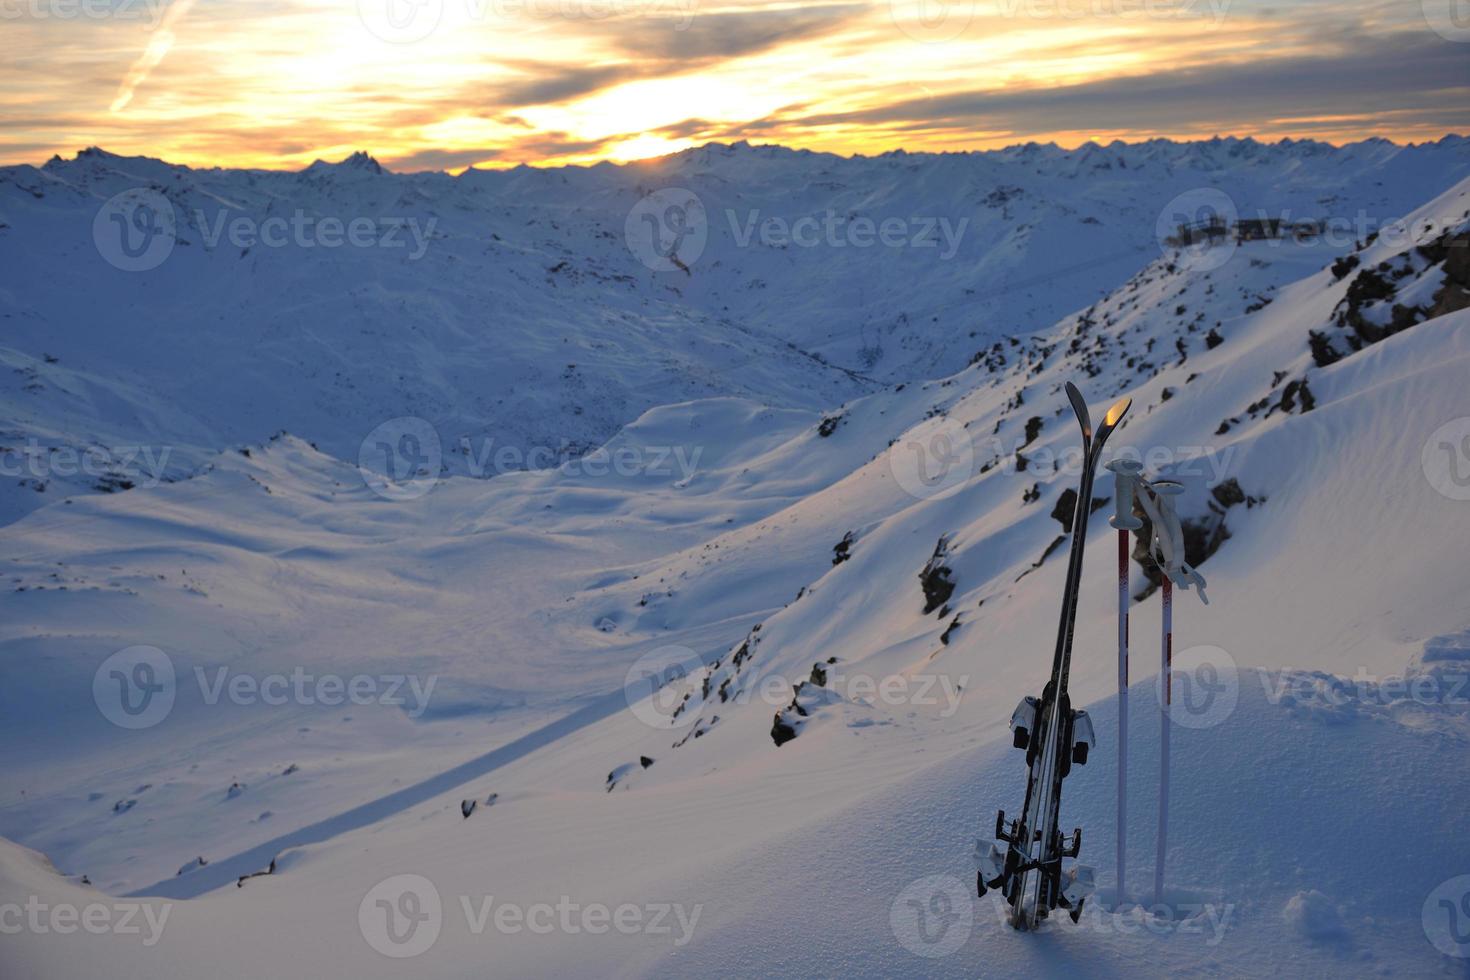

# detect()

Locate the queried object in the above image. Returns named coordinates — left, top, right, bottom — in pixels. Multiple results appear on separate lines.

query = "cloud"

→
left=512, top=133, right=616, bottom=158
left=475, top=3, right=867, bottom=110
left=383, top=146, right=506, bottom=171
left=598, top=3, right=867, bottom=60
left=493, top=65, right=644, bottom=106
left=751, top=31, right=1470, bottom=139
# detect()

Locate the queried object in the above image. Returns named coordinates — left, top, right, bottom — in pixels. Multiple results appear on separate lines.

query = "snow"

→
left=1282, top=890, right=1349, bottom=944
left=4, top=137, right=1468, bottom=526
left=2, top=139, right=1470, bottom=977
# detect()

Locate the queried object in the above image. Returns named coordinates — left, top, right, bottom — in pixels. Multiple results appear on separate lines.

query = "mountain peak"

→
left=51, top=146, right=127, bottom=168
left=302, top=151, right=386, bottom=176
left=341, top=150, right=384, bottom=172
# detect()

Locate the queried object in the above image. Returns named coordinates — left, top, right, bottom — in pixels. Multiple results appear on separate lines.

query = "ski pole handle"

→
left=1104, top=459, right=1144, bottom=531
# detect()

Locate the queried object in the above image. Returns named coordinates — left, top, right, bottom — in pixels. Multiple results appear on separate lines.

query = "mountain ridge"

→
left=36, top=133, right=1470, bottom=177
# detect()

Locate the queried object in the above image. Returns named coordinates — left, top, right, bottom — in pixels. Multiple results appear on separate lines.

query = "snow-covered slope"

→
left=2, top=137, right=1467, bottom=524
left=2, top=149, right=1469, bottom=977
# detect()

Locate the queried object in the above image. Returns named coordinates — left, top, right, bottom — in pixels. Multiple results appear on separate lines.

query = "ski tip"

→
left=1064, top=382, right=1092, bottom=438
left=1103, top=396, right=1131, bottom=428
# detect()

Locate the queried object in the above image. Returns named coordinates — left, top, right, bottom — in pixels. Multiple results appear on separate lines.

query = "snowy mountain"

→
left=2, top=137, right=1467, bottom=525
left=1, top=141, right=1469, bottom=977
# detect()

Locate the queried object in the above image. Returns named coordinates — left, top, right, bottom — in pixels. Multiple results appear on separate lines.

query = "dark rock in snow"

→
left=1209, top=478, right=1262, bottom=510
left=832, top=531, right=854, bottom=565
left=1330, top=254, right=1360, bottom=281
left=1016, top=535, right=1067, bottom=582
left=673, top=716, right=721, bottom=747
left=918, top=538, right=955, bottom=614
left=176, top=856, right=208, bottom=876
left=236, top=857, right=276, bottom=888
left=1050, top=489, right=1109, bottom=530
left=1279, top=378, right=1315, bottom=414
left=1051, top=488, right=1078, bottom=529
left=607, top=759, right=653, bottom=791
left=1308, top=330, right=1342, bottom=367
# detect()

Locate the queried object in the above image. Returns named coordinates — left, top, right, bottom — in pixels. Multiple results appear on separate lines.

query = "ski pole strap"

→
left=1136, top=481, right=1209, bottom=604
left=1134, top=480, right=1172, bottom=564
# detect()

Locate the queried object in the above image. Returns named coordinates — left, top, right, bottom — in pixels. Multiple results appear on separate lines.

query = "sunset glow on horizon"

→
left=4, top=0, right=1468, bottom=171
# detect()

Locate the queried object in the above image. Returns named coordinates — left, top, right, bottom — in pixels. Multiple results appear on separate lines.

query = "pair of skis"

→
left=976, top=382, right=1131, bottom=930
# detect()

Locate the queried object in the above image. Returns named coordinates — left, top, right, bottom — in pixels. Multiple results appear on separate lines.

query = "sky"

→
left=3, top=0, right=1468, bottom=171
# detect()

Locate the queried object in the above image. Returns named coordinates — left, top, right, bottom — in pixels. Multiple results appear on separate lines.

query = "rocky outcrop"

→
left=918, top=538, right=955, bottom=614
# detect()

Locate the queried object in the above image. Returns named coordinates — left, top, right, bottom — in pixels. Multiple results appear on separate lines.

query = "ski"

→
left=977, top=383, right=1130, bottom=930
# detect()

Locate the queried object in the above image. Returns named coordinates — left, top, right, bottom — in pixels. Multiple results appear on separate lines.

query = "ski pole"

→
left=1104, top=458, right=1142, bottom=905
left=1132, top=478, right=1203, bottom=913
left=1139, top=479, right=1190, bottom=910
left=1155, top=575, right=1172, bottom=909
left=1116, top=526, right=1130, bottom=904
